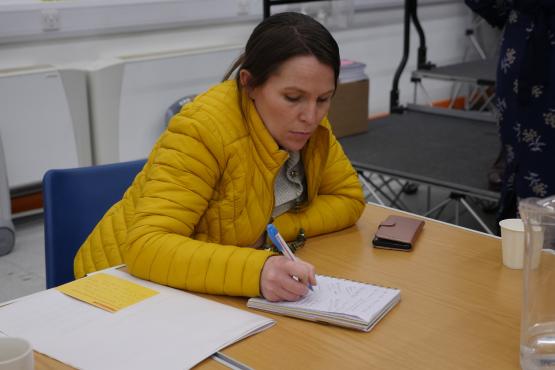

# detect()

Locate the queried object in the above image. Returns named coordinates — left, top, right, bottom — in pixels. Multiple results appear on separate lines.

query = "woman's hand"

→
left=260, top=256, right=317, bottom=302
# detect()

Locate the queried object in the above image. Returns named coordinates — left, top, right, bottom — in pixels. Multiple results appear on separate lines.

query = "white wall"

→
left=0, top=2, right=480, bottom=183
left=0, top=2, right=472, bottom=115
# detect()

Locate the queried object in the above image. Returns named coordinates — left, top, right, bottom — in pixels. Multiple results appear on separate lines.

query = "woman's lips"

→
left=290, top=131, right=311, bottom=138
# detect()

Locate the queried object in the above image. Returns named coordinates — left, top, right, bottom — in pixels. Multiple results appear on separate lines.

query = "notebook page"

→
left=260, top=275, right=399, bottom=322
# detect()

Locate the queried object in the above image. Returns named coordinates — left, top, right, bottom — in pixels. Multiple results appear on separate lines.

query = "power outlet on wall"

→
left=41, top=9, right=60, bottom=32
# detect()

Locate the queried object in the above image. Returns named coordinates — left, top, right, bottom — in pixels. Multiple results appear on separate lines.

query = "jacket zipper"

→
left=257, top=151, right=288, bottom=247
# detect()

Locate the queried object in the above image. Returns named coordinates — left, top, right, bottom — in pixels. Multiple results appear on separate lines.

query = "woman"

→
left=465, top=0, right=555, bottom=219
left=74, top=12, right=365, bottom=302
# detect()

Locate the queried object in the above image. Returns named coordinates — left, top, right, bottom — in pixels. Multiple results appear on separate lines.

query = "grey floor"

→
left=0, top=176, right=499, bottom=303
left=0, top=213, right=45, bottom=303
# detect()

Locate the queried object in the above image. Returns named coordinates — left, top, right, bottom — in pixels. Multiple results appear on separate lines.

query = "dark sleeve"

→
left=464, top=0, right=510, bottom=28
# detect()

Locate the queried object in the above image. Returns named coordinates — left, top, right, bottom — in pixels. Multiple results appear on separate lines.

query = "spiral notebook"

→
left=247, top=275, right=400, bottom=332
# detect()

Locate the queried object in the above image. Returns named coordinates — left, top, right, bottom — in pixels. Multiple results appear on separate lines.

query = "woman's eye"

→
left=285, top=95, right=301, bottom=102
left=317, top=96, right=331, bottom=103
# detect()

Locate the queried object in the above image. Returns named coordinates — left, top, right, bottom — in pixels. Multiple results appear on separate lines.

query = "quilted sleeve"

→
left=123, top=110, right=271, bottom=297
left=273, top=130, right=365, bottom=241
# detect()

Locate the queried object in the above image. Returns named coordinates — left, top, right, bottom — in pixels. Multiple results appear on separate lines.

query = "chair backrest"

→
left=164, top=94, right=196, bottom=125
left=42, top=159, right=146, bottom=288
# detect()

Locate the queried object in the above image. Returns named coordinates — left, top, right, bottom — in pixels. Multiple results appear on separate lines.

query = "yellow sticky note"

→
left=57, top=273, right=159, bottom=313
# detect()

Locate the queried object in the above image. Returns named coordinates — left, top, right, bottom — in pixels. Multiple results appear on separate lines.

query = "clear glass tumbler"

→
left=520, top=196, right=555, bottom=370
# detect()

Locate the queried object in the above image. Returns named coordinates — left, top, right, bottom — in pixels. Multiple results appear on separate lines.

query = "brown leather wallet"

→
left=372, top=215, right=425, bottom=251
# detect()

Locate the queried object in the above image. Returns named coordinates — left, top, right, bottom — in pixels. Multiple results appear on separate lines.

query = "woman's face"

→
left=242, top=55, right=335, bottom=152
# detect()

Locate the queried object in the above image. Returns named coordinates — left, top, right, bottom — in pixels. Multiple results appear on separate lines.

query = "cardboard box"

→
left=327, top=79, right=369, bottom=138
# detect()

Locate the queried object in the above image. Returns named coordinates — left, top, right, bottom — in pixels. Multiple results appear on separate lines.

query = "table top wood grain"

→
left=35, top=203, right=520, bottom=370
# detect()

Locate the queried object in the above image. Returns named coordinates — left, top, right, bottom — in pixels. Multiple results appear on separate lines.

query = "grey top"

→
left=272, top=151, right=305, bottom=218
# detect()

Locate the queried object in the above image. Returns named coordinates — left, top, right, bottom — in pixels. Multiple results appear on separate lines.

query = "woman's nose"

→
left=300, top=103, right=318, bottom=125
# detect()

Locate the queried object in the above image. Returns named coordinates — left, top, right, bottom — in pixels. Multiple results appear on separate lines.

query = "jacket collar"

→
left=243, top=92, right=288, bottom=171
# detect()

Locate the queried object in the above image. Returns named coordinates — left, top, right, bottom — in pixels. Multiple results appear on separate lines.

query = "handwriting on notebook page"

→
left=275, top=275, right=394, bottom=318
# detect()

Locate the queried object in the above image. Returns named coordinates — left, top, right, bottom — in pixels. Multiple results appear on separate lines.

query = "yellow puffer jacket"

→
left=74, top=80, right=365, bottom=297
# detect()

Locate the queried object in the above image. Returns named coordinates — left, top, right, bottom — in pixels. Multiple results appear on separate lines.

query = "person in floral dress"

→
left=465, top=0, right=555, bottom=220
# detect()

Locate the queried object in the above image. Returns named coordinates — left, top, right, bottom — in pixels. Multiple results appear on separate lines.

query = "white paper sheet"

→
left=0, top=270, right=274, bottom=370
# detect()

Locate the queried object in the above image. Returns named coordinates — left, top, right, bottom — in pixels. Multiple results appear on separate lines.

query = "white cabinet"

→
left=0, top=66, right=91, bottom=191
left=88, top=46, right=241, bottom=164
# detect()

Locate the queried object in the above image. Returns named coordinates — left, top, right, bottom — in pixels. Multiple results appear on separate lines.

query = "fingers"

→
left=288, top=260, right=316, bottom=289
left=290, top=258, right=317, bottom=288
left=280, top=273, right=309, bottom=296
left=264, top=285, right=304, bottom=302
left=260, top=256, right=316, bottom=302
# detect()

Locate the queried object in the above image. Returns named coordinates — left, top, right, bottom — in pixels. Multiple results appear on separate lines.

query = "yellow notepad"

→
left=57, top=273, right=159, bottom=312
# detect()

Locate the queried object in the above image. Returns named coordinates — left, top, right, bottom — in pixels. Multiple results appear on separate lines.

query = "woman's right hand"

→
left=260, top=256, right=317, bottom=302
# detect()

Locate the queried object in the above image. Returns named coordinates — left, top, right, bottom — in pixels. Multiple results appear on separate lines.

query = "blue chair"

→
left=42, top=159, right=146, bottom=288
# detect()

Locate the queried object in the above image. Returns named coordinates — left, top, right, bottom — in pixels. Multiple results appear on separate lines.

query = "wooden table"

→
left=36, top=203, right=521, bottom=370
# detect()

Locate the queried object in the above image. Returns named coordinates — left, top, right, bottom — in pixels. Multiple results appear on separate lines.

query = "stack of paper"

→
left=248, top=275, right=400, bottom=332
left=339, top=59, right=368, bottom=83
left=0, top=270, right=274, bottom=370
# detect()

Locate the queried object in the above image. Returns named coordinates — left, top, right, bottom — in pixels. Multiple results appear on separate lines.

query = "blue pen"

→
left=267, top=224, right=314, bottom=291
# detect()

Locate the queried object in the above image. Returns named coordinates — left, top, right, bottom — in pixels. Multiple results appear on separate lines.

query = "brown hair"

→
left=223, top=12, right=340, bottom=116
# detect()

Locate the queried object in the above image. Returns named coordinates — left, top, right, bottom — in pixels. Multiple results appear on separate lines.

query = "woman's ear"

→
left=239, top=69, right=254, bottom=98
